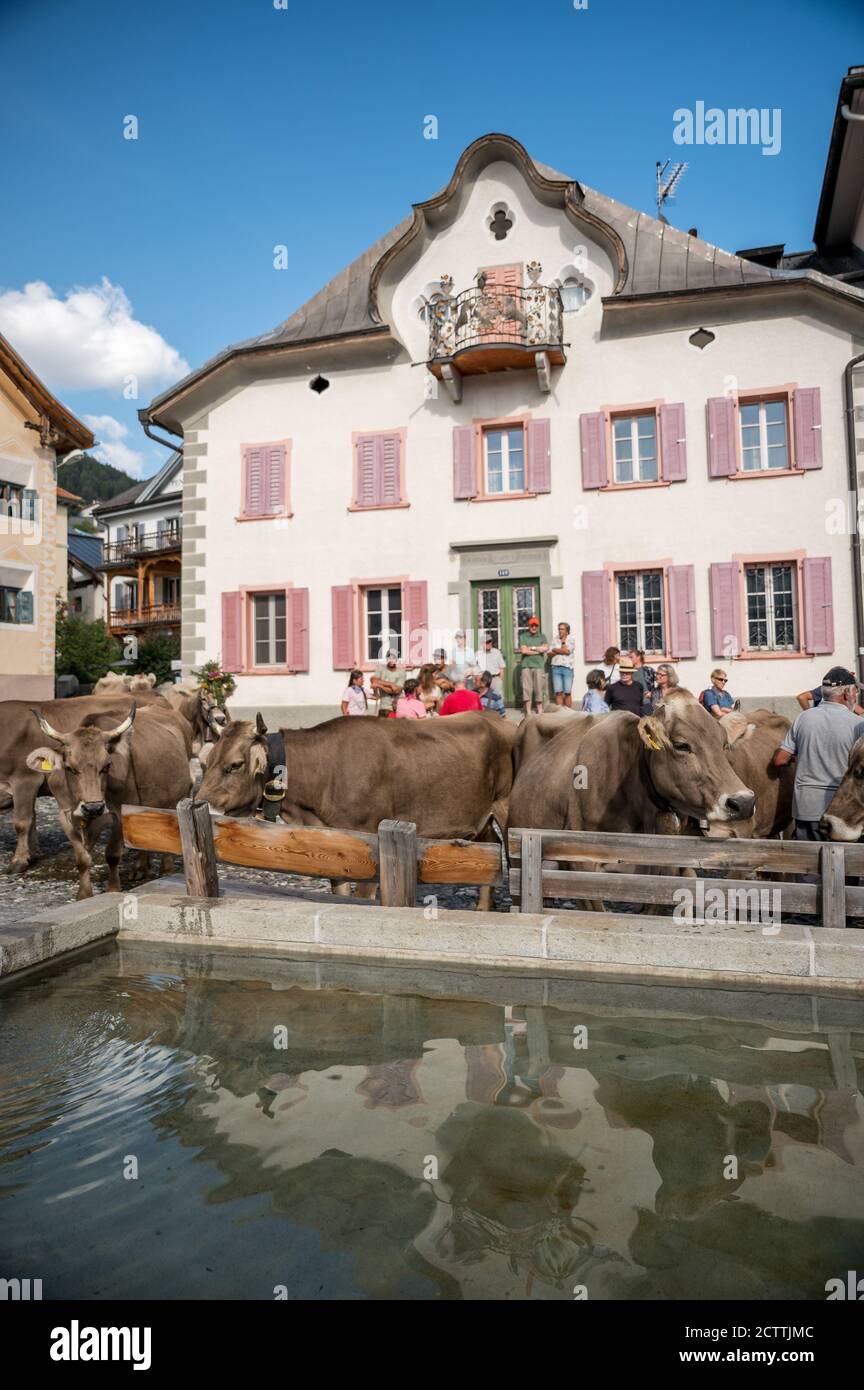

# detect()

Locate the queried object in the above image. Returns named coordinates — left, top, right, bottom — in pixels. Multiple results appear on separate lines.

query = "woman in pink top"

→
left=395, top=678, right=427, bottom=719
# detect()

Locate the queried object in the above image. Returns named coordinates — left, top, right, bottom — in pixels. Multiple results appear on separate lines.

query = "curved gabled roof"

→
left=143, top=132, right=848, bottom=429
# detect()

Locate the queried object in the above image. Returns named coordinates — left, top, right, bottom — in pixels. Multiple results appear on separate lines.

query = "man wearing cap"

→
left=371, top=649, right=409, bottom=716
left=448, top=630, right=478, bottom=688
left=519, top=616, right=549, bottom=715
left=605, top=656, right=647, bottom=716
left=773, top=666, right=864, bottom=840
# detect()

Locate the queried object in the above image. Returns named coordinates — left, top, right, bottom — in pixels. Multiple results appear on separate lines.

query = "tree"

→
left=127, top=632, right=180, bottom=685
left=55, top=600, right=122, bottom=683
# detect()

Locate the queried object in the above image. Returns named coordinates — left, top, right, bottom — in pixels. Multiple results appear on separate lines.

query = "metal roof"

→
left=67, top=530, right=103, bottom=573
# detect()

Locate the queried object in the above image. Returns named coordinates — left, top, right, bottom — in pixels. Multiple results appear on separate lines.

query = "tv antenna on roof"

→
left=656, top=159, right=688, bottom=219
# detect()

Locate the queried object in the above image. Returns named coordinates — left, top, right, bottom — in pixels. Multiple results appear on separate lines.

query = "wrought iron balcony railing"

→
left=100, top=527, right=182, bottom=567
left=427, top=283, right=564, bottom=361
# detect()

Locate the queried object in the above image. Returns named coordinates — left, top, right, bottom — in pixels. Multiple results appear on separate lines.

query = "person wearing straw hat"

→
left=606, top=654, right=645, bottom=715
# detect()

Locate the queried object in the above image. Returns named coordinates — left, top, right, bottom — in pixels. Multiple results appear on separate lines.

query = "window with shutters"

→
left=744, top=563, right=797, bottom=650
left=239, top=440, right=291, bottom=520
left=350, top=430, right=407, bottom=510
left=612, top=414, right=658, bottom=484
left=0, top=480, right=24, bottom=518
left=615, top=569, right=665, bottom=654
left=0, top=585, right=21, bottom=623
left=739, top=399, right=789, bottom=472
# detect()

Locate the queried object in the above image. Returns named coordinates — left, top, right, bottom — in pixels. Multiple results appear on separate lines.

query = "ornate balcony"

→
left=108, top=603, right=181, bottom=632
left=426, top=280, right=565, bottom=400
left=100, top=526, right=182, bottom=568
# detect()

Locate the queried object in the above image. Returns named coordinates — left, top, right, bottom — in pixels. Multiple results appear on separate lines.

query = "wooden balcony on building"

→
left=108, top=603, right=181, bottom=632
left=426, top=283, right=565, bottom=400
left=99, top=526, right=182, bottom=569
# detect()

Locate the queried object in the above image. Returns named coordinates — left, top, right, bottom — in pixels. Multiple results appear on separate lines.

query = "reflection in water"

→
left=0, top=947, right=862, bottom=1300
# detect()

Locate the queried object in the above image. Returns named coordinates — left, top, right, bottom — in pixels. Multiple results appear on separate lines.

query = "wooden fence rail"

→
left=508, top=828, right=859, bottom=929
left=121, top=801, right=505, bottom=907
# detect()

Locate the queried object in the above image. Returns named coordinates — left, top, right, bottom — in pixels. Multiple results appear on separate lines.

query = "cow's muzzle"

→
left=717, top=790, right=756, bottom=821
left=79, top=800, right=107, bottom=820
left=819, top=813, right=863, bottom=842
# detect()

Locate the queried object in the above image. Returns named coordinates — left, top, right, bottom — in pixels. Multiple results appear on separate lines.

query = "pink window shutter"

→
left=526, top=418, right=551, bottom=493
left=709, top=562, right=742, bottom=658
left=377, top=433, right=402, bottom=505
left=265, top=445, right=286, bottom=514
left=331, top=585, right=356, bottom=669
left=580, top=413, right=608, bottom=489
left=403, top=580, right=429, bottom=664
left=660, top=403, right=687, bottom=482
left=243, top=447, right=266, bottom=516
left=802, top=557, right=834, bottom=654
left=221, top=591, right=243, bottom=672
left=793, top=388, right=823, bottom=470
left=667, top=564, right=697, bottom=657
left=707, top=397, right=738, bottom=477
left=287, top=587, right=310, bottom=670
left=453, top=425, right=477, bottom=499
left=355, top=436, right=378, bottom=507
left=581, top=570, right=612, bottom=662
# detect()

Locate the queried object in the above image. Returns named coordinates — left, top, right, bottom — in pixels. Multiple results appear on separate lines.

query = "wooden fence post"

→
left=520, top=831, right=544, bottom=915
left=177, top=798, right=220, bottom=898
left=819, top=843, right=846, bottom=930
left=378, top=820, right=418, bottom=908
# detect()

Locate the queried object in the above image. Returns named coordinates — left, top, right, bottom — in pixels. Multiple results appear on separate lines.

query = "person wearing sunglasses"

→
left=702, top=668, right=735, bottom=719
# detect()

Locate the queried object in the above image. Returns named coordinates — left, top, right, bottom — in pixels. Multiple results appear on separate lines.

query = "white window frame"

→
left=484, top=427, right=526, bottom=495
left=738, top=398, right=789, bottom=472
left=616, top=569, right=665, bottom=654
left=612, top=414, right=658, bottom=485
left=744, top=562, right=798, bottom=651
left=364, top=584, right=403, bottom=663
left=252, top=591, right=287, bottom=667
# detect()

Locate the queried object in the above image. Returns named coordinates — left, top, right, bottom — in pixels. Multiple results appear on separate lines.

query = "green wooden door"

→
left=472, top=578, right=540, bottom=705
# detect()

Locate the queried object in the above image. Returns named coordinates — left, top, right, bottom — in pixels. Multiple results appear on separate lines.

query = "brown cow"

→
left=92, top=672, right=157, bottom=694
left=197, top=712, right=515, bottom=906
left=161, top=683, right=228, bottom=757
left=702, top=710, right=793, bottom=840
left=508, top=691, right=756, bottom=835
left=26, top=702, right=192, bottom=898
left=0, top=689, right=168, bottom=873
left=820, top=736, right=864, bottom=840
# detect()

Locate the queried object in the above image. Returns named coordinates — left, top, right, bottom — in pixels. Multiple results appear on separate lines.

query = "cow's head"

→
left=129, top=672, right=157, bottom=692
left=637, top=690, right=756, bottom=824
left=26, top=704, right=137, bottom=821
left=197, top=713, right=270, bottom=815
left=820, top=736, right=864, bottom=840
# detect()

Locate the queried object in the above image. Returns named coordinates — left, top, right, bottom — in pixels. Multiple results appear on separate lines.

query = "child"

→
left=341, top=669, right=369, bottom=716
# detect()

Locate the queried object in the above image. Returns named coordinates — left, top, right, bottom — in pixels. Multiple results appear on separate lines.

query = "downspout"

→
left=844, top=350, right=864, bottom=683
left=139, top=411, right=184, bottom=454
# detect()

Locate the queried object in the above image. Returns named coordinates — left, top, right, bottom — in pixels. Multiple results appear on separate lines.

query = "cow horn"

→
left=105, top=701, right=138, bottom=740
left=32, top=708, right=66, bottom=744
left=256, top=712, right=268, bottom=736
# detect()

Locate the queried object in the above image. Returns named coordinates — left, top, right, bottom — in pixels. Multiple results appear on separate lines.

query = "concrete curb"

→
left=0, top=894, right=121, bottom=982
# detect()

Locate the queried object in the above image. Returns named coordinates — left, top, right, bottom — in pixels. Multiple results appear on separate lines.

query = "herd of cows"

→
left=2, top=679, right=864, bottom=904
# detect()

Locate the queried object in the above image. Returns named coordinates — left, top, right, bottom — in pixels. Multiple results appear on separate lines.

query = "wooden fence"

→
left=508, top=828, right=864, bottom=928
left=121, top=800, right=505, bottom=908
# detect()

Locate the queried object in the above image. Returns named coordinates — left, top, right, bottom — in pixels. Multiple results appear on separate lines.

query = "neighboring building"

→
left=54, top=483, right=82, bottom=608
left=66, top=529, right=106, bottom=623
left=92, top=451, right=182, bottom=641
left=141, top=69, right=864, bottom=711
left=0, top=333, right=93, bottom=700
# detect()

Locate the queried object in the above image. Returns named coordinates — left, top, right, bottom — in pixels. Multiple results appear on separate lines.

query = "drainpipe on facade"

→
left=844, top=350, right=864, bottom=684
left=139, top=413, right=184, bottom=454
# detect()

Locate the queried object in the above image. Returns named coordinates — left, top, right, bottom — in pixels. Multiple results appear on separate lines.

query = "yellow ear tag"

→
left=643, top=730, right=663, bottom=751
left=40, top=758, right=53, bottom=772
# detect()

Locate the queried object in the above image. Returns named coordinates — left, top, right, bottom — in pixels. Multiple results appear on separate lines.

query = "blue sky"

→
left=0, top=0, right=861, bottom=481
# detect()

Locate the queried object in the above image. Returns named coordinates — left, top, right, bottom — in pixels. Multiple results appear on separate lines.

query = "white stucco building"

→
left=142, top=69, right=864, bottom=712
left=91, top=451, right=182, bottom=646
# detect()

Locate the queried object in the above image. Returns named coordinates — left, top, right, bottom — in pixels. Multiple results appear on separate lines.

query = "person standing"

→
left=481, top=634, right=507, bottom=702
left=519, top=615, right=549, bottom=715
left=601, top=645, right=621, bottom=686
left=371, top=649, right=408, bottom=716
left=448, top=630, right=478, bottom=688
left=341, top=669, right=369, bottom=716
left=773, top=666, right=864, bottom=840
left=629, top=648, right=656, bottom=702
left=645, top=662, right=678, bottom=712
left=581, top=669, right=609, bottom=713
left=549, top=622, right=576, bottom=707
left=605, top=656, right=645, bottom=715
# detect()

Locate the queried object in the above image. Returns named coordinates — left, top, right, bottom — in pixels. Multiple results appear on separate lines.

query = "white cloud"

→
left=0, top=278, right=189, bottom=393
left=83, top=414, right=146, bottom=479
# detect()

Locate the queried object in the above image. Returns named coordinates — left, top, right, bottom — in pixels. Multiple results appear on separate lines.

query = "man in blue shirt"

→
left=475, top=671, right=506, bottom=716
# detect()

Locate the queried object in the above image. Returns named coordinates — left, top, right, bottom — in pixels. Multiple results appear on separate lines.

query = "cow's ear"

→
left=637, top=715, right=671, bottom=752
left=26, top=746, right=62, bottom=773
left=721, top=713, right=754, bottom=747
left=249, top=743, right=268, bottom=776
